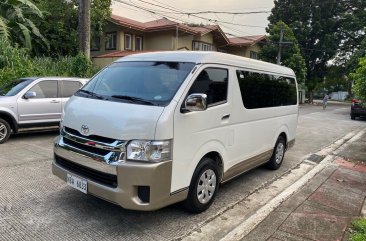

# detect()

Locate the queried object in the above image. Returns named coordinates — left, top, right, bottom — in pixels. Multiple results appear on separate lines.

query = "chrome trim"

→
left=54, top=137, right=117, bottom=175
left=57, top=136, right=125, bottom=165
left=62, top=127, right=125, bottom=152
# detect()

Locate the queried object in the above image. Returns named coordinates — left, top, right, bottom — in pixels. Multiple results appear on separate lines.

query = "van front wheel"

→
left=266, top=136, right=286, bottom=170
left=184, top=158, right=219, bottom=213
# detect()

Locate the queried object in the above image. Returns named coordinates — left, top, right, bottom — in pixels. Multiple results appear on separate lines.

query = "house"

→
left=91, top=14, right=267, bottom=67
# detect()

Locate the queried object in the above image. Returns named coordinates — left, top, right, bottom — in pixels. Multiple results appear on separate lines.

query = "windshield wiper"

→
left=110, top=95, right=155, bottom=105
left=77, top=89, right=105, bottom=100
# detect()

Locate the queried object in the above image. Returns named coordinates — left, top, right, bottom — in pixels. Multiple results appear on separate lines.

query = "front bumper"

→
left=52, top=136, right=187, bottom=211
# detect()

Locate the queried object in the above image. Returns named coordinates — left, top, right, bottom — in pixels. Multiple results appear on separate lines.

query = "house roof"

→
left=110, top=14, right=228, bottom=42
left=228, top=35, right=267, bottom=46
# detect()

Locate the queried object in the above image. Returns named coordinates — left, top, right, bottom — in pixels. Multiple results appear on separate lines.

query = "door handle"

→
left=50, top=100, right=60, bottom=103
left=222, top=114, right=230, bottom=120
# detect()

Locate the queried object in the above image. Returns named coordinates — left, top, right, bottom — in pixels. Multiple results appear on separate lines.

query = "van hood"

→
left=63, top=96, right=164, bottom=141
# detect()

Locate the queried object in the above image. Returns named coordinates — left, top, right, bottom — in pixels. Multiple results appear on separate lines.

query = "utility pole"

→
left=78, top=0, right=91, bottom=58
left=277, top=25, right=284, bottom=65
left=277, top=25, right=292, bottom=65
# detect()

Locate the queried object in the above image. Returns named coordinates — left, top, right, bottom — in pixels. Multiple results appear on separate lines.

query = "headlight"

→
left=127, top=140, right=171, bottom=162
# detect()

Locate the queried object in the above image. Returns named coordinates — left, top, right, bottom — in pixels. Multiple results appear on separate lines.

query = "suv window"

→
left=28, top=80, right=58, bottom=98
left=62, top=81, right=82, bottom=97
left=188, top=68, right=228, bottom=106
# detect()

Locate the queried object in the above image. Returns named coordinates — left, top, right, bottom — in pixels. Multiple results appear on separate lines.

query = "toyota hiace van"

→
left=52, top=52, right=298, bottom=213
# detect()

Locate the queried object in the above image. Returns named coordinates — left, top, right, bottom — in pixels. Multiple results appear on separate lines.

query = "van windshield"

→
left=77, top=61, right=196, bottom=106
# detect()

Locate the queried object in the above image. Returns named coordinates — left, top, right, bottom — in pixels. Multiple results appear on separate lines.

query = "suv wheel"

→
left=184, top=157, right=219, bottom=213
left=351, top=114, right=356, bottom=120
left=0, top=118, right=11, bottom=144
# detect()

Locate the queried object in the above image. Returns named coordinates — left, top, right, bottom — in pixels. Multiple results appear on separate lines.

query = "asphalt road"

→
left=0, top=103, right=365, bottom=241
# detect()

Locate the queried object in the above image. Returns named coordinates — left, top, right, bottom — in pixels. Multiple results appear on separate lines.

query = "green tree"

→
left=31, top=0, right=111, bottom=57
left=259, top=21, right=306, bottom=83
left=346, top=36, right=366, bottom=75
left=0, top=0, right=48, bottom=50
left=350, top=56, right=366, bottom=103
left=268, top=0, right=366, bottom=101
left=321, top=65, right=349, bottom=93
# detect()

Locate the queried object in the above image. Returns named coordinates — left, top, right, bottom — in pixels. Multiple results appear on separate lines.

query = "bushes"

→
left=0, top=37, right=100, bottom=86
left=350, top=56, right=366, bottom=103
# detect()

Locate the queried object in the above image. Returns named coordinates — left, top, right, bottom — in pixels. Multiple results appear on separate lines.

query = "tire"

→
left=0, top=118, right=11, bottom=144
left=351, top=114, right=356, bottom=120
left=184, top=158, right=219, bottom=213
left=266, top=136, right=286, bottom=170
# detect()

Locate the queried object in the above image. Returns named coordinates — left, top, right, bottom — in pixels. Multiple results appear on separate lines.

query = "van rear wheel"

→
left=184, top=158, right=219, bottom=213
left=266, top=136, right=286, bottom=170
left=0, top=118, right=11, bottom=144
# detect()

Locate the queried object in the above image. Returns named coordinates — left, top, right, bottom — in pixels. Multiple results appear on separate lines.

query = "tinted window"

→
left=236, top=70, right=297, bottom=109
left=28, top=80, right=58, bottom=98
left=79, top=62, right=195, bottom=106
left=62, top=81, right=82, bottom=97
left=188, top=68, right=228, bottom=106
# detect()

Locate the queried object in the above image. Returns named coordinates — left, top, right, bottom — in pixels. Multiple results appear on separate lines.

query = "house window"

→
left=250, top=51, right=258, bottom=59
left=105, top=32, right=117, bottom=50
left=135, top=36, right=143, bottom=51
left=91, top=35, right=100, bottom=51
left=192, top=41, right=213, bottom=51
left=125, top=33, right=132, bottom=50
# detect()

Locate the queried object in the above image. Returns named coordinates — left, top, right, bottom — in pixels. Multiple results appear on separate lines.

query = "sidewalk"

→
left=242, top=134, right=366, bottom=241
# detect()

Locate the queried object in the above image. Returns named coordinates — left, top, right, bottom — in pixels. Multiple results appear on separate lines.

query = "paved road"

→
left=0, top=103, right=365, bottom=241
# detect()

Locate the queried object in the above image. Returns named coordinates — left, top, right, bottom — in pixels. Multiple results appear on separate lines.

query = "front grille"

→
left=63, top=137, right=110, bottom=156
left=65, top=127, right=116, bottom=144
left=55, top=155, right=118, bottom=188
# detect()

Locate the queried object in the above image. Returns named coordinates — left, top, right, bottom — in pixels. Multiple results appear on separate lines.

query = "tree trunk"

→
left=78, top=0, right=91, bottom=58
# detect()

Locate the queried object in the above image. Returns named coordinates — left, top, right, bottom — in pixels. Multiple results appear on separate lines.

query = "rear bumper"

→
left=52, top=137, right=187, bottom=211
left=351, top=108, right=366, bottom=116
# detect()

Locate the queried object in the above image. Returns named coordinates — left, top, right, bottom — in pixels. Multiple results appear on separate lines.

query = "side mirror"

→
left=24, top=91, right=36, bottom=99
left=182, top=93, right=207, bottom=113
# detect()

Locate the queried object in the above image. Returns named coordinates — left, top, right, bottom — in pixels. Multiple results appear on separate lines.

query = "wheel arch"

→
left=0, top=111, right=18, bottom=133
left=189, top=141, right=226, bottom=184
left=274, top=125, right=289, bottom=149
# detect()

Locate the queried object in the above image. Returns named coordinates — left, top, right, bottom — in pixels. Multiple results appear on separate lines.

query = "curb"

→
left=219, top=127, right=366, bottom=241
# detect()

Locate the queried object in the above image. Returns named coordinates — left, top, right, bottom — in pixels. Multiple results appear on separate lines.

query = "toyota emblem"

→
left=80, top=125, right=90, bottom=136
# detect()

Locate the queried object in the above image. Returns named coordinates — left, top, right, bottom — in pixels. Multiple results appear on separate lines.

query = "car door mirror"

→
left=182, top=93, right=207, bottom=113
left=24, top=91, right=36, bottom=99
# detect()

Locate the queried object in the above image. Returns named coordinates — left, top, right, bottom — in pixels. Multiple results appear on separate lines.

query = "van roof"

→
left=116, top=51, right=296, bottom=77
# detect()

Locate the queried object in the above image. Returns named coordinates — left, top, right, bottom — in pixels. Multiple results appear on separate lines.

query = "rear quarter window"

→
left=236, top=70, right=297, bottom=109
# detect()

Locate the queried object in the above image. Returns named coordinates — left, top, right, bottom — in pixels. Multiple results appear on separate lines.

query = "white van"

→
left=52, top=52, right=298, bottom=213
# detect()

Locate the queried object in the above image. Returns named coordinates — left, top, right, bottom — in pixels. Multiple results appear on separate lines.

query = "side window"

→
left=28, top=80, right=58, bottom=98
left=62, top=81, right=82, bottom=97
left=236, top=70, right=297, bottom=109
left=188, top=68, right=228, bottom=106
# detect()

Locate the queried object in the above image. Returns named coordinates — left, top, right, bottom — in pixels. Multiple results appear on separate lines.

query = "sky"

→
left=111, top=0, right=275, bottom=37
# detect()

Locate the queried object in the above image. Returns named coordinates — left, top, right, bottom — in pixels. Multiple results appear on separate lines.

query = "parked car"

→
left=0, top=77, right=88, bottom=143
left=351, top=98, right=366, bottom=120
left=52, top=52, right=298, bottom=213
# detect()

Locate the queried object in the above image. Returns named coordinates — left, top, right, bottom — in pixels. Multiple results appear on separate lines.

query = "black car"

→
left=351, top=99, right=366, bottom=120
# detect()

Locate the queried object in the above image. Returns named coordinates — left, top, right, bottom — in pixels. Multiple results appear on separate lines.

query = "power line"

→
left=132, top=0, right=267, bottom=28
left=113, top=0, right=264, bottom=41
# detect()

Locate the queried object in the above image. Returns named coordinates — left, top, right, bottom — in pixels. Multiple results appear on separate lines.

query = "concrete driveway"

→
left=0, top=103, right=365, bottom=241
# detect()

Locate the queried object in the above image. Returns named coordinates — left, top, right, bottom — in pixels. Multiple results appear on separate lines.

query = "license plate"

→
left=67, top=174, right=87, bottom=194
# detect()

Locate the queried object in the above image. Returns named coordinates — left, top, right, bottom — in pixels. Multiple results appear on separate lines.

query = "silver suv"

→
left=0, top=77, right=88, bottom=143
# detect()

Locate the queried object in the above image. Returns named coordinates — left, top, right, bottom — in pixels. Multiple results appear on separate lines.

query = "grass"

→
left=350, top=218, right=366, bottom=241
